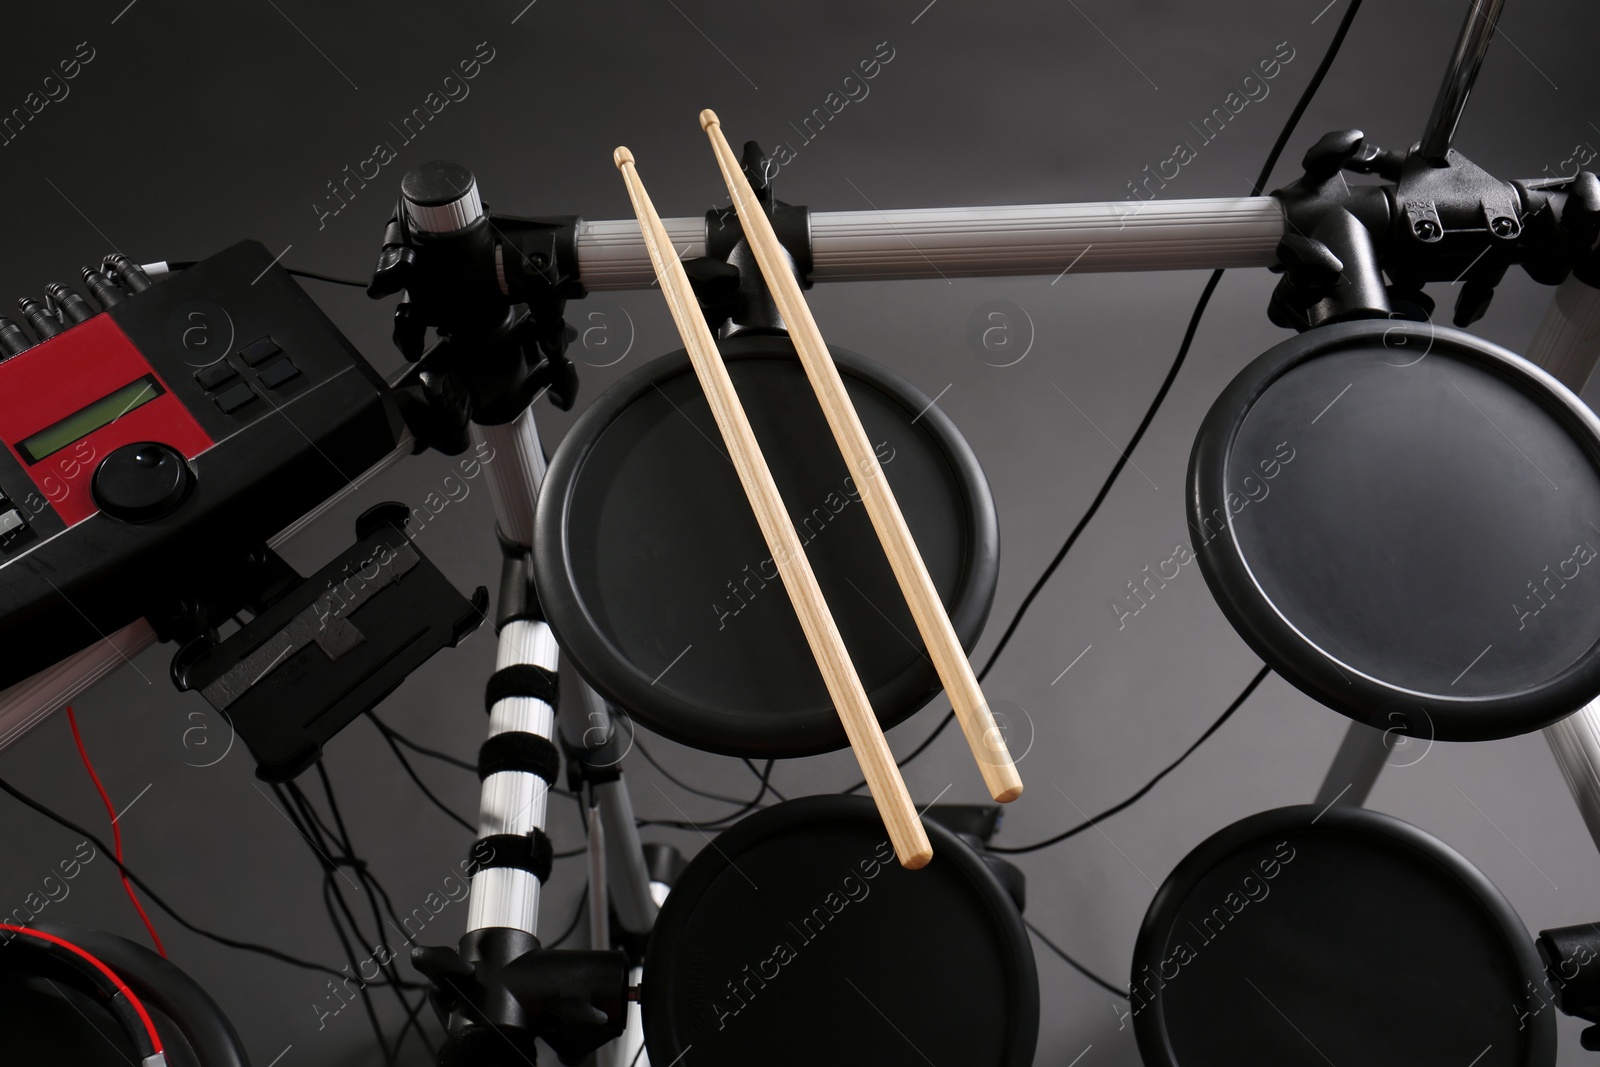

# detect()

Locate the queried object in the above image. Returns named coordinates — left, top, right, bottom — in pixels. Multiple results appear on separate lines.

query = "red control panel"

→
left=0, top=315, right=212, bottom=526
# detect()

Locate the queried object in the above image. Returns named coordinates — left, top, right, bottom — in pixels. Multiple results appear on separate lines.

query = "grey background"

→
left=1, top=0, right=1598, bottom=1063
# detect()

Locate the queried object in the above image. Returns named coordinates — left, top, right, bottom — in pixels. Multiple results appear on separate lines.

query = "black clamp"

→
left=1269, top=130, right=1395, bottom=330
left=685, top=140, right=813, bottom=336
left=1537, top=924, right=1600, bottom=1051
left=366, top=162, right=585, bottom=454
left=1270, top=129, right=1600, bottom=333
left=414, top=927, right=630, bottom=1066
left=171, top=502, right=488, bottom=781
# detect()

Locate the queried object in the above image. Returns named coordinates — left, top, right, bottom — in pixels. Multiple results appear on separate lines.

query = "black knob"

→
left=1302, top=129, right=1366, bottom=183
left=1274, top=234, right=1345, bottom=289
left=400, top=160, right=482, bottom=234
left=92, top=442, right=193, bottom=522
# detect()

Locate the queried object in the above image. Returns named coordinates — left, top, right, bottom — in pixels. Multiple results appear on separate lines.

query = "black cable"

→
left=638, top=758, right=779, bottom=831
left=311, top=765, right=432, bottom=958
left=367, top=713, right=577, bottom=800
left=306, top=766, right=440, bottom=1060
left=548, top=884, right=589, bottom=949
left=0, top=773, right=352, bottom=979
left=1249, top=0, right=1368, bottom=198
left=366, top=716, right=476, bottom=832
left=1024, top=918, right=1127, bottom=999
left=633, top=738, right=763, bottom=808
left=742, top=758, right=787, bottom=802
left=285, top=776, right=442, bottom=1064
left=846, top=0, right=1367, bottom=794
left=362, top=719, right=582, bottom=859
left=157, top=259, right=367, bottom=289
left=366, top=713, right=477, bottom=774
left=284, top=266, right=369, bottom=288
left=389, top=986, right=438, bottom=1063
left=314, top=869, right=392, bottom=1059
left=275, top=781, right=396, bottom=1062
left=991, top=667, right=1270, bottom=855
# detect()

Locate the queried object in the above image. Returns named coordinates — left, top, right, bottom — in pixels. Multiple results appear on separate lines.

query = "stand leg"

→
left=1546, top=702, right=1600, bottom=851
left=565, top=682, right=660, bottom=936
left=1313, top=720, right=1391, bottom=809
left=445, top=403, right=655, bottom=1065
left=596, top=776, right=659, bottom=936
left=1527, top=274, right=1600, bottom=388
left=461, top=410, right=560, bottom=941
left=1525, top=278, right=1600, bottom=857
left=464, top=607, right=558, bottom=934
left=1419, top=0, right=1508, bottom=163
left=587, top=802, right=609, bottom=950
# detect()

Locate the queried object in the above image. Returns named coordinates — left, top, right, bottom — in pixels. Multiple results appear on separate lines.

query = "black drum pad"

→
left=1131, top=804, right=1554, bottom=1067
left=533, top=334, right=998, bottom=758
left=642, top=796, right=1038, bottom=1066
left=1189, top=320, right=1600, bottom=741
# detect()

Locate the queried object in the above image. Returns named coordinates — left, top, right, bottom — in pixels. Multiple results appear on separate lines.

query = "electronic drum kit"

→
left=9, top=0, right=1600, bottom=1063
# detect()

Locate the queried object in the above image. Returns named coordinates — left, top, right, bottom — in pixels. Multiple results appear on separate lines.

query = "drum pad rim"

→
left=1188, top=319, right=1600, bottom=741
left=533, top=334, right=1000, bottom=758
left=640, top=794, right=1040, bottom=1067
left=1130, top=802, right=1555, bottom=1067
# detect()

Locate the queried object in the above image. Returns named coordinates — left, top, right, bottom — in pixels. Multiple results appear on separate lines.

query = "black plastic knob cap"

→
left=399, top=160, right=483, bottom=234
left=92, top=442, right=193, bottom=522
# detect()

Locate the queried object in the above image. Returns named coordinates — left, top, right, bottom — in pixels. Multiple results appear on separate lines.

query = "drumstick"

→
left=614, top=147, right=933, bottom=870
left=699, top=110, right=1024, bottom=804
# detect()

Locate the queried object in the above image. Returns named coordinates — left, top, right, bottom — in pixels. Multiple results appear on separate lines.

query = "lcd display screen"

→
left=17, top=376, right=165, bottom=464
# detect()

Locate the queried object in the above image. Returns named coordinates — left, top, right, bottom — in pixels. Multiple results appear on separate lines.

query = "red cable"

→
left=0, top=923, right=165, bottom=1054
left=65, top=707, right=168, bottom=958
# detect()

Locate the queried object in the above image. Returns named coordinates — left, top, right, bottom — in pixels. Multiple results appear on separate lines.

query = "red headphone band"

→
left=0, top=923, right=165, bottom=1058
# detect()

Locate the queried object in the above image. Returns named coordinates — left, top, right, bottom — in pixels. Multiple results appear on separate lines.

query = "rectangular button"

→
left=194, top=361, right=238, bottom=390
left=0, top=508, right=24, bottom=538
left=215, top=382, right=257, bottom=414
left=239, top=337, right=281, bottom=366
left=257, top=359, right=301, bottom=390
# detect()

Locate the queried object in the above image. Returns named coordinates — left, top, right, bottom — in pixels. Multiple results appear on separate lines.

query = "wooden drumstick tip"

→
left=699, top=109, right=720, bottom=131
left=613, top=146, right=636, bottom=169
left=903, top=843, right=933, bottom=870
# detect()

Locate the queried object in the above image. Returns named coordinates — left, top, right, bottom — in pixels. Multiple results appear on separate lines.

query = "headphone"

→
left=0, top=923, right=249, bottom=1067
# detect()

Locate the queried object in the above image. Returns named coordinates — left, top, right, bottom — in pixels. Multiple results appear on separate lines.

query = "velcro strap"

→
left=485, top=664, right=559, bottom=711
left=478, top=732, right=560, bottom=784
left=467, top=831, right=554, bottom=883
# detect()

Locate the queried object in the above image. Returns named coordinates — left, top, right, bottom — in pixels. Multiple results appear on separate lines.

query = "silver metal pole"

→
left=1526, top=274, right=1600, bottom=387
left=0, top=194, right=1287, bottom=747
left=1419, top=0, right=1509, bottom=164
left=1547, top=705, right=1600, bottom=849
left=1313, top=721, right=1393, bottom=809
left=569, top=680, right=660, bottom=936
left=464, top=410, right=558, bottom=936
left=466, top=611, right=558, bottom=934
left=596, top=777, right=657, bottom=935
left=575, top=197, right=1285, bottom=290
